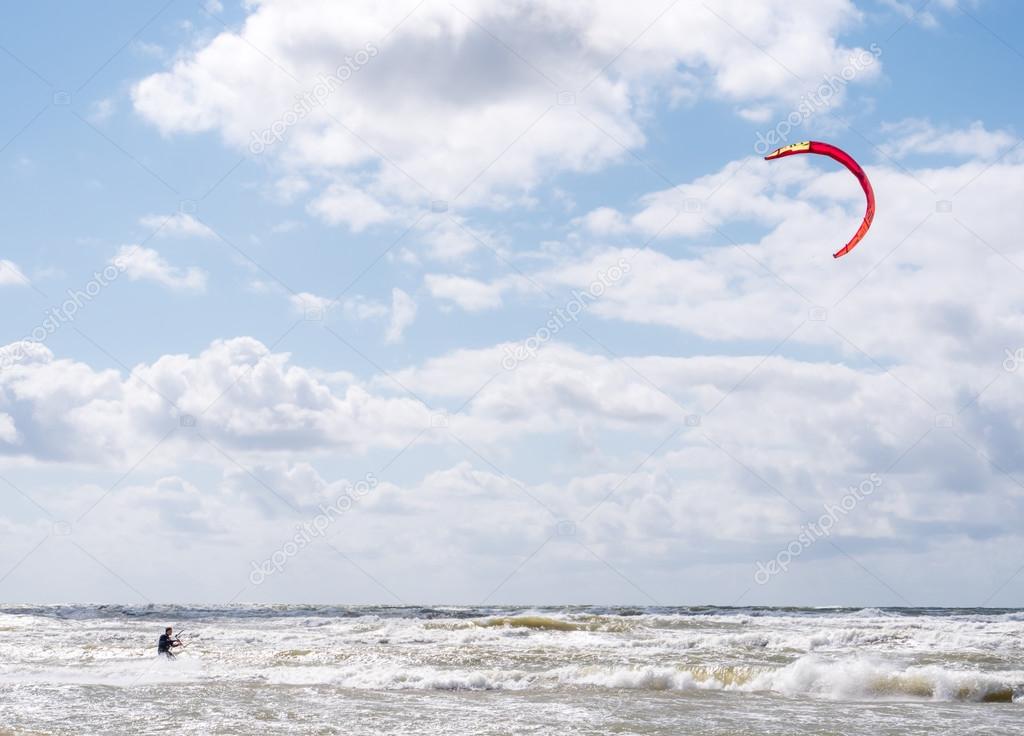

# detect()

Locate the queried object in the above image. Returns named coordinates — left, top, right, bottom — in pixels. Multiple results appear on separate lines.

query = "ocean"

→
left=0, top=605, right=1021, bottom=735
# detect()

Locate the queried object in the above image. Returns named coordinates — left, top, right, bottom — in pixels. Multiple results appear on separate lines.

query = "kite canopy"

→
left=764, top=141, right=875, bottom=258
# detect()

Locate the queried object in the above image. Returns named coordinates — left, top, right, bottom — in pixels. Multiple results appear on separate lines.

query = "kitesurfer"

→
left=158, top=627, right=183, bottom=658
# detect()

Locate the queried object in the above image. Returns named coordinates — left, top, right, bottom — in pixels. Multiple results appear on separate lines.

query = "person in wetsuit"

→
left=158, top=627, right=183, bottom=658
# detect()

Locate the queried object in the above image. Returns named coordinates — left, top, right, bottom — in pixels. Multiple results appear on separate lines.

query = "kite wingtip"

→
left=764, top=142, right=812, bottom=161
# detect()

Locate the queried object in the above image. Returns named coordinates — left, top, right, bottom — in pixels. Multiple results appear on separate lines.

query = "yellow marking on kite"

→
left=765, top=141, right=812, bottom=158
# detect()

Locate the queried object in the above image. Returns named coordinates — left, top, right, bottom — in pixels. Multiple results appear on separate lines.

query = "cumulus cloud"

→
left=0, top=309, right=1021, bottom=603
left=396, top=128, right=1024, bottom=502
left=0, top=337, right=431, bottom=466
left=139, top=212, right=216, bottom=239
left=131, top=0, right=878, bottom=224
left=573, top=155, right=813, bottom=244
left=0, top=329, right=943, bottom=474
left=541, top=132, right=1024, bottom=373
left=3, top=333, right=1019, bottom=604
left=0, top=335, right=965, bottom=479
left=114, top=246, right=208, bottom=292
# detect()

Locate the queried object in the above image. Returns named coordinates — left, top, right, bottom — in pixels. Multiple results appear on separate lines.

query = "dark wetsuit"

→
left=158, top=633, right=176, bottom=657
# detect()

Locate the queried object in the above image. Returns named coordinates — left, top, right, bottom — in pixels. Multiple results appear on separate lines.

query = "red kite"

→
left=764, top=141, right=875, bottom=258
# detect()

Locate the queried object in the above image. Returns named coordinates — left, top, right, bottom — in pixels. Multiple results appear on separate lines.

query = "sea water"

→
left=0, top=605, right=1021, bottom=734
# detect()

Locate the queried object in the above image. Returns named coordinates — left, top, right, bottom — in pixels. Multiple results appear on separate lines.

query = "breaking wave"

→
left=6, top=655, right=1020, bottom=704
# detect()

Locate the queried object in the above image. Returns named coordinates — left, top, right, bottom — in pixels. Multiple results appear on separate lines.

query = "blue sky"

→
left=1, top=0, right=1023, bottom=606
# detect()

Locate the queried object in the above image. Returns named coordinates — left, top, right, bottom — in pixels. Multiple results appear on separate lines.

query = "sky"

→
left=0, top=0, right=1022, bottom=607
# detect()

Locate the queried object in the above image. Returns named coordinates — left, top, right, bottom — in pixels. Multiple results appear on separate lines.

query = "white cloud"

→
left=132, top=0, right=878, bottom=221
left=114, top=246, right=208, bottom=292
left=549, top=142, right=1024, bottom=371
left=879, top=119, right=1020, bottom=161
left=0, top=260, right=29, bottom=287
left=0, top=332, right=979, bottom=491
left=1, top=306, right=1023, bottom=603
left=139, top=212, right=216, bottom=239
left=0, top=337, right=430, bottom=466
left=291, top=288, right=417, bottom=342
left=877, top=0, right=965, bottom=29
left=565, top=154, right=833, bottom=253
left=3, top=432, right=1019, bottom=604
left=0, top=413, right=18, bottom=444
left=425, top=274, right=505, bottom=311
left=877, top=0, right=940, bottom=28
left=307, top=183, right=393, bottom=231
left=289, top=291, right=334, bottom=317
left=342, top=295, right=389, bottom=321
left=577, top=206, right=629, bottom=235
left=404, top=127, right=1024, bottom=449
left=6, top=5, right=1024, bottom=607
left=273, top=175, right=311, bottom=203
left=418, top=216, right=489, bottom=261
left=385, top=288, right=417, bottom=343
left=390, top=248, right=421, bottom=267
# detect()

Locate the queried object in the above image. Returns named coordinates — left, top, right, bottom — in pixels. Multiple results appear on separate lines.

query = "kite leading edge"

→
left=764, top=141, right=875, bottom=258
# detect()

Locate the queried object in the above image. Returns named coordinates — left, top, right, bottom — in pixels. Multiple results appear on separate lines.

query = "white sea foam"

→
left=4, top=653, right=1018, bottom=704
left=5, top=606, right=1024, bottom=736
